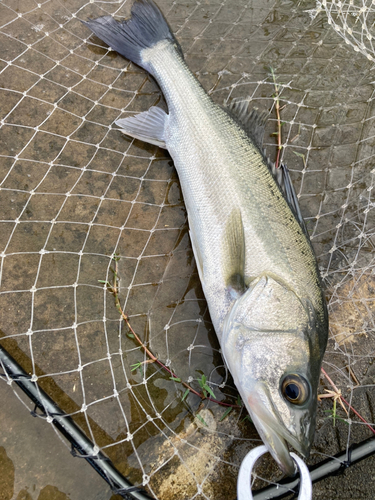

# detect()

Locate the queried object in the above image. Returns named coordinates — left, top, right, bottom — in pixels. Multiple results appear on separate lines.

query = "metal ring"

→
left=237, top=445, right=312, bottom=500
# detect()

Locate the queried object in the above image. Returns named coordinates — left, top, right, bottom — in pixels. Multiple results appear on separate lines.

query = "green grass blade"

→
left=196, top=414, right=207, bottom=426
left=204, top=384, right=216, bottom=399
left=220, top=407, right=233, bottom=422
left=181, top=389, right=189, bottom=402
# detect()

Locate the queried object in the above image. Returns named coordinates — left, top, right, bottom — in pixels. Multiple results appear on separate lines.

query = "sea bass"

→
left=83, top=0, right=328, bottom=475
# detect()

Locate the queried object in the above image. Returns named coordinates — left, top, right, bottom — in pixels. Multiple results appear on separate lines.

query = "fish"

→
left=83, top=0, right=328, bottom=476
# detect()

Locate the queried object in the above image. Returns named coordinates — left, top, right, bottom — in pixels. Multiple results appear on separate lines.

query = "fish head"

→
left=238, top=335, right=317, bottom=476
left=221, top=275, right=325, bottom=476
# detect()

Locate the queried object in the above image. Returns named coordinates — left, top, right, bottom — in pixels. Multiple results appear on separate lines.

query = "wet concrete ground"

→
left=1, top=374, right=375, bottom=500
left=0, top=381, right=116, bottom=500
left=1, top=0, right=375, bottom=499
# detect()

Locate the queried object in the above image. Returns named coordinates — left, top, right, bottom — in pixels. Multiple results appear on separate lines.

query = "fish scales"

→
left=143, top=41, right=324, bottom=335
left=83, top=0, right=328, bottom=477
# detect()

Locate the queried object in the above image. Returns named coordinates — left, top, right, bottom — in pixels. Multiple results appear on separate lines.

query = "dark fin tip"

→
left=82, top=0, right=183, bottom=69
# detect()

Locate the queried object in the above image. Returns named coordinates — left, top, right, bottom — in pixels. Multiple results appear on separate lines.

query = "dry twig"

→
left=101, top=258, right=240, bottom=410
left=270, top=67, right=283, bottom=169
left=320, top=367, right=375, bottom=434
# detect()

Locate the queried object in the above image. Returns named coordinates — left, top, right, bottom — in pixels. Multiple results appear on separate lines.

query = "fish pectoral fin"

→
left=225, top=98, right=269, bottom=150
left=115, top=106, right=168, bottom=148
left=223, top=208, right=245, bottom=294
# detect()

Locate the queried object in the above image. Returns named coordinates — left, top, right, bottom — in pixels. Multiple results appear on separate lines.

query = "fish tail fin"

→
left=82, top=0, right=182, bottom=71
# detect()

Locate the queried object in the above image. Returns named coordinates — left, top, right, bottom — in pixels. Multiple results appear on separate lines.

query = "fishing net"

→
left=312, top=0, right=375, bottom=62
left=1, top=0, right=375, bottom=498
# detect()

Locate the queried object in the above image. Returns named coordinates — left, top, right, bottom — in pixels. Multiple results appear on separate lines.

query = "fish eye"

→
left=281, top=374, right=310, bottom=406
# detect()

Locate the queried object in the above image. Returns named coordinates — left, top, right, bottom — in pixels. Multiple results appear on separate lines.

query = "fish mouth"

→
left=247, top=385, right=311, bottom=476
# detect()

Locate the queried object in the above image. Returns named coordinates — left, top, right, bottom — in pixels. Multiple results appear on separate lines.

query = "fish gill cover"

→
left=0, top=0, right=375, bottom=499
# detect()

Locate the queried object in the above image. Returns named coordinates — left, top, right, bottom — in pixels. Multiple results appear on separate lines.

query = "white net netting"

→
left=311, top=0, right=375, bottom=62
left=1, top=0, right=375, bottom=498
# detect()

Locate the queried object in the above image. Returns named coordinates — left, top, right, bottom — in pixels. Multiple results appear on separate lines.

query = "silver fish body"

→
left=84, top=0, right=328, bottom=475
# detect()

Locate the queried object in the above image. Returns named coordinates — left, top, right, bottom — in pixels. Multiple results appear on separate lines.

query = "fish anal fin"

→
left=222, top=208, right=245, bottom=294
left=115, top=106, right=168, bottom=148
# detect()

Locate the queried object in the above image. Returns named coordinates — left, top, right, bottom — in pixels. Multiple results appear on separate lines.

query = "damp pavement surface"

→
left=0, top=381, right=119, bottom=500
left=1, top=375, right=375, bottom=500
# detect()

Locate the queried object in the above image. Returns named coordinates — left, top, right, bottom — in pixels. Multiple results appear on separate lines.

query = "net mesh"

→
left=1, top=0, right=375, bottom=498
left=312, top=0, right=375, bottom=62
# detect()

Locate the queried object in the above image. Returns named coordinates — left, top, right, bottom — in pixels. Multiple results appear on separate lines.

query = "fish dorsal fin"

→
left=222, top=208, right=245, bottom=294
left=272, top=163, right=308, bottom=236
left=226, top=98, right=269, bottom=151
left=115, top=106, right=168, bottom=148
left=227, top=98, right=308, bottom=236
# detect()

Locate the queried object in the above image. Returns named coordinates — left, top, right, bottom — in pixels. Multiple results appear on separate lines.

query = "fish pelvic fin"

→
left=189, top=223, right=205, bottom=286
left=82, top=0, right=183, bottom=72
left=115, top=106, right=168, bottom=148
left=222, top=208, right=245, bottom=294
